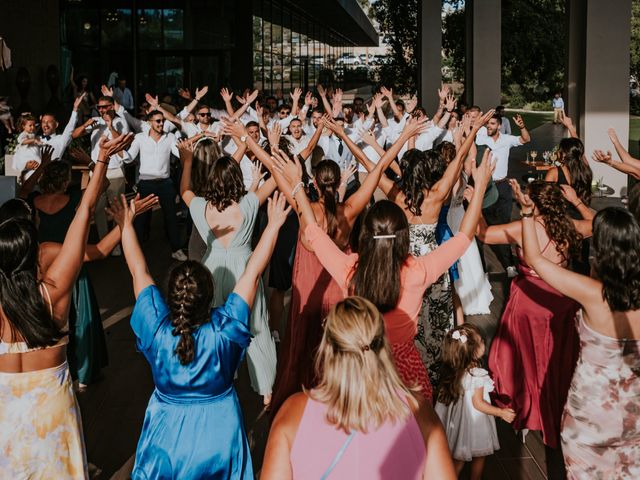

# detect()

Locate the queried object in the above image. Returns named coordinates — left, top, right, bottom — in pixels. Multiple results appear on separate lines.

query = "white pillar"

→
left=568, top=0, right=632, bottom=196
left=465, top=0, right=501, bottom=110
left=418, top=0, right=443, bottom=114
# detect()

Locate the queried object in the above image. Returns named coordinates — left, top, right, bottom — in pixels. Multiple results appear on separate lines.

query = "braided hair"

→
left=167, top=261, right=214, bottom=365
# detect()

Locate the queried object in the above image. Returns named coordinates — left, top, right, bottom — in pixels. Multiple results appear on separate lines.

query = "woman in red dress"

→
left=477, top=180, right=593, bottom=448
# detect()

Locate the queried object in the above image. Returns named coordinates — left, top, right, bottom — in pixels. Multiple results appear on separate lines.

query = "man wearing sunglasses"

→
left=123, top=110, right=186, bottom=261
left=72, top=95, right=130, bottom=245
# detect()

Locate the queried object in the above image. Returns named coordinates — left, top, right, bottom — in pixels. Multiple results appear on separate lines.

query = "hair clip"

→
left=452, top=330, right=468, bottom=344
left=361, top=344, right=370, bottom=352
left=372, top=234, right=396, bottom=240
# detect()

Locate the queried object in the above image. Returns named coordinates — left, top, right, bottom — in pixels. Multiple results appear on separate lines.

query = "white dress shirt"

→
left=285, top=134, right=310, bottom=155
left=475, top=132, right=523, bottom=180
left=87, top=115, right=131, bottom=168
left=126, top=131, right=179, bottom=180
left=398, top=126, right=444, bottom=159
left=40, top=111, right=77, bottom=160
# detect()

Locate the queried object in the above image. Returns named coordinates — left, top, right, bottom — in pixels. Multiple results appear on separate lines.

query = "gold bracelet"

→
left=520, top=210, right=534, bottom=218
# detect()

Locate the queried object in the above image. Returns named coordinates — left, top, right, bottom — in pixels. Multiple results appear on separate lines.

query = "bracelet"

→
left=96, top=159, right=109, bottom=165
left=291, top=181, right=305, bottom=198
left=521, top=210, right=534, bottom=218
left=573, top=201, right=583, bottom=208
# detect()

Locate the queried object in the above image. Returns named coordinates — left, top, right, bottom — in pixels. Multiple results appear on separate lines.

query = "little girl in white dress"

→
left=435, top=324, right=515, bottom=479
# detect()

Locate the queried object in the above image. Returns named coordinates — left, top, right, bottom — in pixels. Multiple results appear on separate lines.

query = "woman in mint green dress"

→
left=180, top=147, right=278, bottom=403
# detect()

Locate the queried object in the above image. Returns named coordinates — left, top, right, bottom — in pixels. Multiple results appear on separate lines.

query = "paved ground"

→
left=75, top=123, right=623, bottom=479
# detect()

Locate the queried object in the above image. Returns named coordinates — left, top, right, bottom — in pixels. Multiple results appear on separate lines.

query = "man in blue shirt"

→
left=553, top=92, right=565, bottom=124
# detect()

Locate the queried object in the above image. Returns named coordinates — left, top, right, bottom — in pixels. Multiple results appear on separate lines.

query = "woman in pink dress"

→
left=261, top=296, right=456, bottom=479
left=225, top=115, right=428, bottom=413
left=479, top=180, right=593, bottom=449
left=268, top=146, right=495, bottom=401
left=521, top=204, right=640, bottom=479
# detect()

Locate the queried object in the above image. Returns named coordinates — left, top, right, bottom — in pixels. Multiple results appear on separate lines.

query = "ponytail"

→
left=314, top=160, right=341, bottom=238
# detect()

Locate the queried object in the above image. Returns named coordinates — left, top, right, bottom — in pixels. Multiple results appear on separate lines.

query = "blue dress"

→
left=130, top=285, right=254, bottom=480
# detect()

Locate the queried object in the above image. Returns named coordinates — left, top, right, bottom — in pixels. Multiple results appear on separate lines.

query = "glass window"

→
left=138, top=9, right=162, bottom=50
left=163, top=9, right=184, bottom=49
left=101, top=9, right=131, bottom=49
left=64, top=9, right=100, bottom=49
left=264, top=19, right=271, bottom=52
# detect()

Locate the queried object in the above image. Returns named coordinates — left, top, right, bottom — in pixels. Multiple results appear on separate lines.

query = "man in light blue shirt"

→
left=553, top=92, right=564, bottom=124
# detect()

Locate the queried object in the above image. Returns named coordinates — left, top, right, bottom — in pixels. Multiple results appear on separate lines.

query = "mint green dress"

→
left=189, top=193, right=276, bottom=395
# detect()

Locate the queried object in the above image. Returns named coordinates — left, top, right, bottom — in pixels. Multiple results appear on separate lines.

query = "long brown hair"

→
left=309, top=296, right=417, bottom=432
left=191, top=139, right=222, bottom=196
left=557, top=138, right=592, bottom=205
left=314, top=160, right=341, bottom=238
left=401, top=149, right=446, bottom=216
left=167, top=261, right=214, bottom=365
left=350, top=201, right=410, bottom=312
left=528, top=181, right=582, bottom=259
left=437, top=324, right=484, bottom=406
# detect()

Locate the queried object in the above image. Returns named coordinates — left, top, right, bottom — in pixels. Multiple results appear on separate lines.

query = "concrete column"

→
left=567, top=0, right=632, bottom=196
left=418, top=0, right=443, bottom=114
left=465, top=0, right=501, bottom=110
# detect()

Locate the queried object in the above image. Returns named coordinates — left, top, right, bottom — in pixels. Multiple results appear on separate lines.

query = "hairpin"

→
left=372, top=234, right=396, bottom=240
left=452, top=330, right=468, bottom=344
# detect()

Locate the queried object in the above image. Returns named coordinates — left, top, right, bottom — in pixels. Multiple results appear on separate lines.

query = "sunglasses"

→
left=198, top=112, right=211, bottom=117
left=97, top=104, right=111, bottom=110
left=279, top=110, right=290, bottom=115
left=151, top=119, right=164, bottom=124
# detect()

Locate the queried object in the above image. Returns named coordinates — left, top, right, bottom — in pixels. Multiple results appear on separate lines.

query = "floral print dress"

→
left=561, top=313, right=640, bottom=479
left=409, top=223, right=455, bottom=386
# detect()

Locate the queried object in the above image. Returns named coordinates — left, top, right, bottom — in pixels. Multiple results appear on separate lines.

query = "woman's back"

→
left=291, top=394, right=427, bottom=479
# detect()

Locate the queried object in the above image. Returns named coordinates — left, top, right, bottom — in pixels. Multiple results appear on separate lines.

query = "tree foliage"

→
left=632, top=0, right=640, bottom=79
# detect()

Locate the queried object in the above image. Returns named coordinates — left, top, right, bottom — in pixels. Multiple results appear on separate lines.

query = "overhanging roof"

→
left=257, top=0, right=379, bottom=47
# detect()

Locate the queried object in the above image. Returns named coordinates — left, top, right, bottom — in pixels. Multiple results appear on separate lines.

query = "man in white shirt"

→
left=39, top=94, right=84, bottom=160
left=71, top=95, right=130, bottom=240
left=317, top=114, right=359, bottom=195
left=285, top=118, right=310, bottom=155
left=495, top=105, right=512, bottom=135
left=126, top=110, right=186, bottom=261
left=476, top=112, right=530, bottom=274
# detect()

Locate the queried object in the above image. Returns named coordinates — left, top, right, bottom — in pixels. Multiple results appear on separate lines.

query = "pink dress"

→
left=305, top=224, right=471, bottom=401
left=561, top=314, right=640, bottom=479
left=290, top=395, right=427, bottom=479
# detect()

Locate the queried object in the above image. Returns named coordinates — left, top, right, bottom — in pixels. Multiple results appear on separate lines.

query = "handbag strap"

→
left=320, top=431, right=356, bottom=480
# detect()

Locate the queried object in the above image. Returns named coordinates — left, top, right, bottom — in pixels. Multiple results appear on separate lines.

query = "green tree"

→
left=632, top=0, right=640, bottom=79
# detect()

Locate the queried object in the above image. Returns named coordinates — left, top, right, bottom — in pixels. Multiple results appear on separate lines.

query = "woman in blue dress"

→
left=117, top=191, right=292, bottom=479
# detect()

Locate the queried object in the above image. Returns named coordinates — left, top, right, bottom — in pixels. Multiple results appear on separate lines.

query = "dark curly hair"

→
left=167, top=261, right=214, bottom=365
left=436, top=324, right=484, bottom=406
left=592, top=207, right=640, bottom=312
left=436, top=141, right=457, bottom=165
left=350, top=201, right=410, bottom=312
left=398, top=148, right=423, bottom=176
left=401, top=149, right=446, bottom=216
left=527, top=181, right=583, bottom=259
left=203, top=156, right=246, bottom=211
left=314, top=160, right=341, bottom=238
left=557, top=138, right=592, bottom=205
left=38, top=161, right=71, bottom=194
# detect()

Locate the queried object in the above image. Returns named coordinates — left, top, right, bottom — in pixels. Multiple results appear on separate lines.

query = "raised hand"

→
left=145, top=93, right=159, bottom=108
left=304, top=91, right=313, bottom=106
left=235, top=95, right=246, bottom=105
left=402, top=115, right=428, bottom=138
left=373, top=92, right=385, bottom=109
left=267, top=122, right=282, bottom=148
left=513, top=114, right=526, bottom=129
left=246, top=89, right=259, bottom=105
left=333, top=88, right=343, bottom=104
left=290, top=87, right=302, bottom=103
left=249, top=161, right=266, bottom=192
left=460, top=113, right=472, bottom=136
left=176, top=138, right=194, bottom=164
left=472, top=149, right=497, bottom=189
left=220, top=87, right=233, bottom=103
left=438, top=83, right=450, bottom=102
left=366, top=100, right=376, bottom=116
left=509, top=179, right=534, bottom=210
left=463, top=185, right=475, bottom=203
left=474, top=109, right=495, bottom=129
left=317, top=84, right=326, bottom=98
left=101, top=85, right=113, bottom=97
left=178, top=88, right=192, bottom=101
left=195, top=86, right=209, bottom=101
left=359, top=128, right=377, bottom=147
left=444, top=93, right=457, bottom=112
left=107, top=193, right=159, bottom=229
left=266, top=191, right=293, bottom=229
left=271, top=146, right=303, bottom=185
left=561, top=114, right=574, bottom=130
left=221, top=117, right=248, bottom=139
left=69, top=147, right=92, bottom=165
left=607, top=128, right=620, bottom=144
left=73, top=93, right=86, bottom=112
left=322, top=115, right=345, bottom=137
left=592, top=149, right=613, bottom=165
left=559, top=184, right=580, bottom=205
left=99, top=132, right=134, bottom=157
left=380, top=86, right=393, bottom=99
left=40, top=144, right=56, bottom=165
left=341, top=163, right=358, bottom=185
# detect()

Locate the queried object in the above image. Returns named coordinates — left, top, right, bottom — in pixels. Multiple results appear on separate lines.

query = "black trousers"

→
left=481, top=180, right=514, bottom=270
left=134, top=178, right=182, bottom=252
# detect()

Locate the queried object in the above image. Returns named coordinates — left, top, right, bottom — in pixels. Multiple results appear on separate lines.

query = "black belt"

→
left=494, top=178, right=509, bottom=184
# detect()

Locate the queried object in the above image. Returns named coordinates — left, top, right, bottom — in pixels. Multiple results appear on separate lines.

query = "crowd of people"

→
left=0, top=77, right=639, bottom=480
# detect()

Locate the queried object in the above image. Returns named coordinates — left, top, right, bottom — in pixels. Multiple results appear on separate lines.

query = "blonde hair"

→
left=436, top=324, right=484, bottom=406
left=308, top=296, right=417, bottom=433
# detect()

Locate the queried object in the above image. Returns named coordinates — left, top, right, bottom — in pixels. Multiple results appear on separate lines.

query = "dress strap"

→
left=320, top=431, right=356, bottom=480
left=39, top=282, right=53, bottom=318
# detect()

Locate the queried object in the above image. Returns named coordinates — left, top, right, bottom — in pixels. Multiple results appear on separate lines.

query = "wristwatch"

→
left=520, top=210, right=534, bottom=218
left=240, top=135, right=247, bottom=143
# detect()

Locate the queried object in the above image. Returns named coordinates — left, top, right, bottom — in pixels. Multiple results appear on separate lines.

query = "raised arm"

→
left=521, top=189, right=601, bottom=306
left=561, top=115, right=579, bottom=139
left=233, top=192, right=291, bottom=306
left=18, top=145, right=55, bottom=198
left=513, top=114, right=531, bottom=144
left=381, top=86, right=401, bottom=121
left=608, top=128, right=640, bottom=170
left=316, top=84, right=333, bottom=116
left=298, top=118, right=324, bottom=160
left=593, top=149, right=640, bottom=180
left=44, top=134, right=133, bottom=309
left=177, top=139, right=196, bottom=206
left=145, top=94, right=182, bottom=127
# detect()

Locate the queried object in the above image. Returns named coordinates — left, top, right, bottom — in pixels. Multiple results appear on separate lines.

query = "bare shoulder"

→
left=271, top=392, right=309, bottom=440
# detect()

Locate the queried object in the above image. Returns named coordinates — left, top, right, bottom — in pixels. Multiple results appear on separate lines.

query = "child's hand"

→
left=501, top=408, right=516, bottom=423
left=25, top=160, right=40, bottom=171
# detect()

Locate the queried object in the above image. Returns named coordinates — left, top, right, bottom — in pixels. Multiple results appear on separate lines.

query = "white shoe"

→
left=506, top=266, right=518, bottom=278
left=171, top=250, right=188, bottom=261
